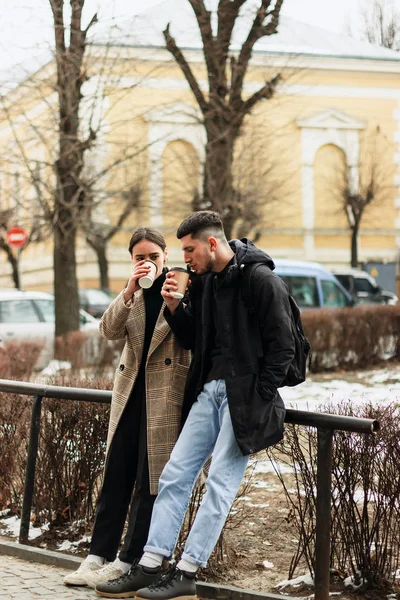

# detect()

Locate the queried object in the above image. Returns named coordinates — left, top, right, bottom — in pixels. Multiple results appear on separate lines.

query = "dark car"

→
left=78, top=288, right=114, bottom=318
left=332, top=268, right=398, bottom=306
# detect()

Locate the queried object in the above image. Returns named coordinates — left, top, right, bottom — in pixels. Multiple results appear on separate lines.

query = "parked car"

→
left=273, top=259, right=354, bottom=309
left=0, top=290, right=100, bottom=370
left=78, top=288, right=114, bottom=318
left=332, top=268, right=398, bottom=306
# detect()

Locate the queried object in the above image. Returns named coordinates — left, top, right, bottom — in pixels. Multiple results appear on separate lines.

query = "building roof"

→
left=92, top=0, right=400, bottom=62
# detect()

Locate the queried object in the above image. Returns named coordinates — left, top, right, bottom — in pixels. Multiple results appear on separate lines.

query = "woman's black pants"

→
left=89, top=378, right=156, bottom=562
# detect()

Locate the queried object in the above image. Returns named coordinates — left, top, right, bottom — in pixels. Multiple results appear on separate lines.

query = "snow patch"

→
left=0, top=515, right=48, bottom=540
left=39, top=359, right=72, bottom=376
left=277, top=571, right=314, bottom=589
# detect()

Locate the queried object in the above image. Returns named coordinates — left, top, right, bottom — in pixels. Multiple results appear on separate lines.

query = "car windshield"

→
left=33, top=299, right=55, bottom=322
left=32, top=297, right=98, bottom=324
left=81, top=289, right=112, bottom=303
left=0, top=299, right=40, bottom=323
left=321, top=280, right=348, bottom=307
left=354, top=278, right=376, bottom=294
left=279, top=276, right=319, bottom=308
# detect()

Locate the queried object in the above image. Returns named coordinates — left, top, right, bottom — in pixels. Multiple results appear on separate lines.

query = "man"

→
left=97, top=211, right=294, bottom=600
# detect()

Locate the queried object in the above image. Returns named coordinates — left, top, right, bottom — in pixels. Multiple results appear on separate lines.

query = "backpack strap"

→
left=240, top=263, right=263, bottom=314
left=240, top=263, right=264, bottom=357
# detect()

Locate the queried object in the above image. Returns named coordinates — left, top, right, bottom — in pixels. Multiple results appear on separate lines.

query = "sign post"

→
left=6, top=226, right=28, bottom=290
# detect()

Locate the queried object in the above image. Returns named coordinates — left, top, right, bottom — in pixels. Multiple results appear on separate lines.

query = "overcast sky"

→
left=0, top=0, right=395, bottom=80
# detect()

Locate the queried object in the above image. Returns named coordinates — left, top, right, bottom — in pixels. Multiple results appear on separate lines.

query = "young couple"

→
left=64, top=211, right=295, bottom=599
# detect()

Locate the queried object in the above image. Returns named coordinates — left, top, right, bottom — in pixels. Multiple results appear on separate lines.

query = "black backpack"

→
left=241, top=263, right=311, bottom=387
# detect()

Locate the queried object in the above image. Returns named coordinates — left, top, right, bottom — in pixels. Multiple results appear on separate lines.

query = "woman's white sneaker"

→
left=84, top=562, right=125, bottom=588
left=63, top=560, right=102, bottom=586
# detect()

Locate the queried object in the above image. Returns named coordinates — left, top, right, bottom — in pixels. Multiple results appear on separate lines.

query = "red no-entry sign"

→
left=6, top=226, right=28, bottom=249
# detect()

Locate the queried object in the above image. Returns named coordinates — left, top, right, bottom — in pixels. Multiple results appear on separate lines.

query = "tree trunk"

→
left=97, top=245, right=109, bottom=290
left=203, top=124, right=238, bottom=238
left=351, top=223, right=359, bottom=268
left=9, top=250, right=20, bottom=289
left=0, top=243, right=21, bottom=288
left=53, top=222, right=80, bottom=337
left=87, top=239, right=109, bottom=290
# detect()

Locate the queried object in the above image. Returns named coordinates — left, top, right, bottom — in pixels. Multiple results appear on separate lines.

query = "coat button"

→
left=119, top=364, right=125, bottom=371
left=165, top=358, right=172, bottom=365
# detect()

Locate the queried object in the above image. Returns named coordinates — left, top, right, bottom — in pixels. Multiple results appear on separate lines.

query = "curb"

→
left=0, top=539, right=291, bottom=600
left=0, top=539, right=82, bottom=569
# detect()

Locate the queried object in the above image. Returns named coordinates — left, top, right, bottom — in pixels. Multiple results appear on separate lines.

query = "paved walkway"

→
left=0, top=555, right=97, bottom=599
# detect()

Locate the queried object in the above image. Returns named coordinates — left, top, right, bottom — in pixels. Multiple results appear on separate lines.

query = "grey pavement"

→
left=0, top=550, right=286, bottom=600
left=0, top=554, right=97, bottom=599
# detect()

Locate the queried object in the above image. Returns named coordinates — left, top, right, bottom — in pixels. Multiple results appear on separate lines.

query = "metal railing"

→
left=0, top=378, right=379, bottom=600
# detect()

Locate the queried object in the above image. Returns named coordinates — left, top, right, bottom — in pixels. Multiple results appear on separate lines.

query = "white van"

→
left=273, top=259, right=354, bottom=309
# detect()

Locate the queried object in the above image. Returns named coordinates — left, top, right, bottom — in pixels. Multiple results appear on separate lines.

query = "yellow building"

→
left=1, top=4, right=400, bottom=292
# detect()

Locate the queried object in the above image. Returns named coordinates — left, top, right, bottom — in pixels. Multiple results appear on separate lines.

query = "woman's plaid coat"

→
left=99, top=289, right=190, bottom=495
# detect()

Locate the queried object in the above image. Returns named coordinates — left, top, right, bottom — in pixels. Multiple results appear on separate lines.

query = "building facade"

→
left=1, top=5, right=400, bottom=292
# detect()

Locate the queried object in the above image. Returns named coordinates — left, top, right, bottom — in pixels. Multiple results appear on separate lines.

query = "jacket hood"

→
left=229, top=238, right=275, bottom=271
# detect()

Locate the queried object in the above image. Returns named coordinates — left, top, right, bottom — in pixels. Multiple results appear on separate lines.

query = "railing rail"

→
left=0, top=378, right=380, bottom=600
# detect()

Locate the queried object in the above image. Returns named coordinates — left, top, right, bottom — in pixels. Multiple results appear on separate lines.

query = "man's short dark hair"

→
left=176, top=211, right=224, bottom=240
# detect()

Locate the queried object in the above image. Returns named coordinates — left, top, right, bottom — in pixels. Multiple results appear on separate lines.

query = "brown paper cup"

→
left=169, top=267, right=189, bottom=299
left=138, top=260, right=158, bottom=289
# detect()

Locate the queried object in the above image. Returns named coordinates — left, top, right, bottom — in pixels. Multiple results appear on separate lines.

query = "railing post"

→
left=19, top=395, right=43, bottom=544
left=314, top=427, right=334, bottom=600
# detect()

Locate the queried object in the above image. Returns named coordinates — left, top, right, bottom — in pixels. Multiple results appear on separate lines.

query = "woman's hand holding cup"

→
left=123, top=260, right=153, bottom=303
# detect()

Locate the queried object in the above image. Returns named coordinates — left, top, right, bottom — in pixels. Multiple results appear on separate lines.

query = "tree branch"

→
left=241, top=73, right=281, bottom=115
left=163, top=24, right=209, bottom=114
left=216, top=0, right=244, bottom=96
left=188, top=0, right=218, bottom=93
left=230, top=0, right=283, bottom=106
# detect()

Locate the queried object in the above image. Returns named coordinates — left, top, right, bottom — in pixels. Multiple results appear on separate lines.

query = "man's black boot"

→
left=135, top=566, right=197, bottom=600
left=95, top=563, right=161, bottom=598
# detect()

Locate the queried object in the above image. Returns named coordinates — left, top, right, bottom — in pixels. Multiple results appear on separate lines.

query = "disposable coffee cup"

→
left=169, top=267, right=189, bottom=299
left=138, top=260, right=158, bottom=289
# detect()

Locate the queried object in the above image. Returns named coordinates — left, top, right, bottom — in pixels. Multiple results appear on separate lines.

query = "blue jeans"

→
left=143, top=379, right=250, bottom=567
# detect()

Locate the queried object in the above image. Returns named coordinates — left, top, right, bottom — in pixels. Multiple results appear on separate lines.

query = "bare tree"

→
left=334, top=129, right=394, bottom=267
left=81, top=183, right=143, bottom=290
left=0, top=157, right=50, bottom=288
left=0, top=2, right=164, bottom=336
left=362, top=0, right=400, bottom=50
left=0, top=209, right=23, bottom=288
left=163, top=0, right=284, bottom=237
left=48, top=0, right=99, bottom=336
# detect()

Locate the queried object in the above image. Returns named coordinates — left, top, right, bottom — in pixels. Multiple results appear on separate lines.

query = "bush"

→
left=302, top=304, right=400, bottom=372
left=268, top=401, right=400, bottom=593
left=0, top=341, right=44, bottom=380
left=0, top=375, right=112, bottom=525
left=54, top=332, right=124, bottom=373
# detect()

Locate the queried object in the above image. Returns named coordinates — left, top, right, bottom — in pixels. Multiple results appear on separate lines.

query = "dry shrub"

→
left=0, top=394, right=31, bottom=511
left=302, top=304, right=400, bottom=372
left=0, top=375, right=112, bottom=526
left=54, top=332, right=124, bottom=373
left=54, top=331, right=87, bottom=370
left=268, top=401, right=400, bottom=594
left=33, top=375, right=112, bottom=525
left=0, top=341, right=44, bottom=379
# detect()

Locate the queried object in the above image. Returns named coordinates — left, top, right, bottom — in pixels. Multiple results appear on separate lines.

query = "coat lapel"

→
left=147, top=302, right=170, bottom=360
left=130, top=289, right=146, bottom=365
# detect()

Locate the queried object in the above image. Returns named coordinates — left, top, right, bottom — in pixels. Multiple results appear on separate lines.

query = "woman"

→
left=64, top=227, right=190, bottom=589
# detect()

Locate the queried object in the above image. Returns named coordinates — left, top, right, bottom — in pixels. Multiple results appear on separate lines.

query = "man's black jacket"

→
left=165, top=239, right=295, bottom=455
